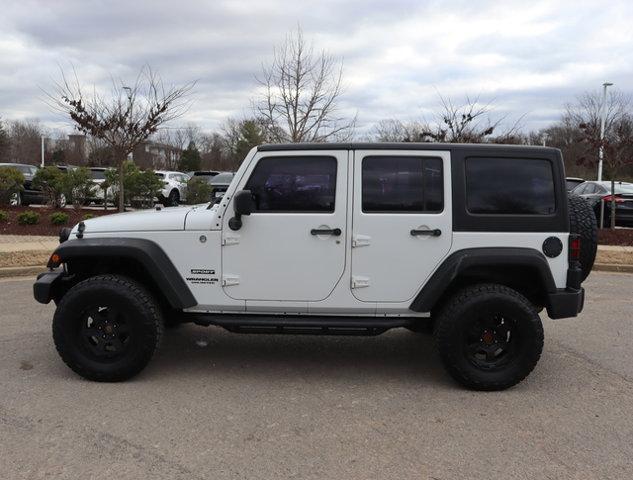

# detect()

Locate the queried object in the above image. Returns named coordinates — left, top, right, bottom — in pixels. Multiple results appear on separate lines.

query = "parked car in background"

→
left=566, top=177, right=585, bottom=191
left=155, top=170, right=189, bottom=206
left=209, top=172, right=235, bottom=199
left=88, top=167, right=113, bottom=205
left=55, top=165, right=79, bottom=173
left=0, top=163, right=46, bottom=206
left=572, top=180, right=633, bottom=227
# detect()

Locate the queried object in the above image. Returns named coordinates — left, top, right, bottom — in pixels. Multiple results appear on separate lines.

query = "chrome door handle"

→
left=311, top=228, right=342, bottom=236
left=410, top=228, right=441, bottom=237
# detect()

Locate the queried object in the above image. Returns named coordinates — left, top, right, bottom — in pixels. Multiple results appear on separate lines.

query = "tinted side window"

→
left=465, top=157, right=556, bottom=215
left=245, top=156, right=337, bottom=212
left=362, top=156, right=443, bottom=213
left=583, top=183, right=596, bottom=194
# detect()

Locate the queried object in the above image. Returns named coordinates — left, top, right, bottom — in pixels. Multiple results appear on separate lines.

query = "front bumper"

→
left=33, top=270, right=64, bottom=304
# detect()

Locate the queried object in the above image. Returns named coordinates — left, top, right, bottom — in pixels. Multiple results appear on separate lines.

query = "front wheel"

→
left=52, top=275, right=164, bottom=382
left=434, top=284, right=543, bottom=391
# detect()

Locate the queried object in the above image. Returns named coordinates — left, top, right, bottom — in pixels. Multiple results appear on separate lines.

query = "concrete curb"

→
left=593, top=263, right=633, bottom=273
left=0, top=265, right=45, bottom=278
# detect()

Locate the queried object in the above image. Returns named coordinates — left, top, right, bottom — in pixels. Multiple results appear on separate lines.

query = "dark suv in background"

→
left=0, top=163, right=46, bottom=206
left=572, top=180, right=633, bottom=227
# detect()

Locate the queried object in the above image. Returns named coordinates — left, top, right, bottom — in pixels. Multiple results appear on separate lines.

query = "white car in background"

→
left=88, top=167, right=113, bottom=205
left=155, top=170, right=189, bottom=206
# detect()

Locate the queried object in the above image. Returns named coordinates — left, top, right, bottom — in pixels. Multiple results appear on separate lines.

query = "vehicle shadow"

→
left=151, top=323, right=452, bottom=387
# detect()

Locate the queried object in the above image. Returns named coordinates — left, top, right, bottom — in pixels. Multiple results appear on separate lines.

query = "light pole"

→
left=597, top=82, right=613, bottom=182
left=597, top=82, right=613, bottom=229
left=40, top=135, right=45, bottom=167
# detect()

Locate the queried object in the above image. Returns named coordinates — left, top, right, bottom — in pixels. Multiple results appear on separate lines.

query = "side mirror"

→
left=229, top=190, right=255, bottom=230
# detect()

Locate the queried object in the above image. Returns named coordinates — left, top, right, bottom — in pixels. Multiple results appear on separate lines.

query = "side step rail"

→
left=183, top=314, right=416, bottom=336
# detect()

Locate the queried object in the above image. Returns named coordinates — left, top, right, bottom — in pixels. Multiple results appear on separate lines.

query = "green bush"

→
left=0, top=166, right=25, bottom=206
left=108, top=161, right=163, bottom=209
left=50, top=211, right=69, bottom=225
left=17, top=210, right=40, bottom=225
left=0, top=210, right=8, bottom=222
left=61, top=167, right=94, bottom=208
left=83, top=213, right=95, bottom=220
left=32, top=166, right=66, bottom=208
left=186, top=176, right=213, bottom=204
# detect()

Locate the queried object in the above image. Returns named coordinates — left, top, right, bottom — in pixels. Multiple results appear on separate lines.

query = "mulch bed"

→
left=0, top=206, right=115, bottom=236
left=597, top=228, right=633, bottom=247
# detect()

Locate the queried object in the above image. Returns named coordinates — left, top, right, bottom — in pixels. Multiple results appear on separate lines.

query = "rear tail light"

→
left=569, top=235, right=581, bottom=261
left=602, top=195, right=624, bottom=203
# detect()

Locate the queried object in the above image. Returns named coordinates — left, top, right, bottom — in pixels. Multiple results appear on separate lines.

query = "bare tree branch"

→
left=253, top=26, right=355, bottom=143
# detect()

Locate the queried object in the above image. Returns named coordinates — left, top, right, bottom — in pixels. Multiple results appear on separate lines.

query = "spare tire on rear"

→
left=568, top=193, right=597, bottom=282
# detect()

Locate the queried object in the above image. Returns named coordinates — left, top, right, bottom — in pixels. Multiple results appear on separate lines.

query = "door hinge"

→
left=351, top=276, right=370, bottom=288
left=352, top=234, right=371, bottom=248
left=222, top=275, right=240, bottom=287
left=222, top=236, right=240, bottom=246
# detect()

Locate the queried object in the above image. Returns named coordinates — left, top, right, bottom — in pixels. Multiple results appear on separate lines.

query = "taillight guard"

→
left=569, top=234, right=581, bottom=261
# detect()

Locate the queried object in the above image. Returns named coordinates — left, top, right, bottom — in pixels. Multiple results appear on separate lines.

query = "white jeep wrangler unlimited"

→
left=34, top=143, right=597, bottom=390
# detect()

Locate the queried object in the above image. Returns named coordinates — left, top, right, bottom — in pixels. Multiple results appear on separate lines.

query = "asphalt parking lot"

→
left=1, top=272, right=632, bottom=479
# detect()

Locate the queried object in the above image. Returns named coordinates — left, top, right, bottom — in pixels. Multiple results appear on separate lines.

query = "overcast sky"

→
left=1, top=0, right=631, bottom=136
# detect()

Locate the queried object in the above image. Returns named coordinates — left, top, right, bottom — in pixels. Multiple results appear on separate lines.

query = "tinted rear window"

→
left=465, top=157, right=556, bottom=215
left=566, top=179, right=583, bottom=190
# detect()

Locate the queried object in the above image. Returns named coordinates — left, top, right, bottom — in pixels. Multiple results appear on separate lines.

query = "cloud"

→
left=0, top=0, right=631, bottom=135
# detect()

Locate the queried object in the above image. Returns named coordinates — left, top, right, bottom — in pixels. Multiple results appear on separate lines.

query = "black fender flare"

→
left=409, top=247, right=557, bottom=312
left=49, top=237, right=197, bottom=309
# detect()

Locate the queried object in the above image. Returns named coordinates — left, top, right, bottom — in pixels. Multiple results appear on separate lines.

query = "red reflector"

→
left=570, top=238, right=581, bottom=260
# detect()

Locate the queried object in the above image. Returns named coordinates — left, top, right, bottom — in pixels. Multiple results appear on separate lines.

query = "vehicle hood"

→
left=72, top=206, right=193, bottom=234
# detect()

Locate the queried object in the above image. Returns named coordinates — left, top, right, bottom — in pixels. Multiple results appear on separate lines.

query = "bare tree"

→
left=419, top=96, right=506, bottom=143
left=155, top=123, right=202, bottom=151
left=372, top=96, right=523, bottom=144
left=254, top=27, right=356, bottom=143
left=48, top=66, right=194, bottom=211
left=7, top=119, right=45, bottom=165
left=0, top=117, right=10, bottom=160
left=371, top=119, right=425, bottom=142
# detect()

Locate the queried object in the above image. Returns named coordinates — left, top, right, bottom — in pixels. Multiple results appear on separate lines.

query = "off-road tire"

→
left=52, top=275, right=164, bottom=382
left=434, top=283, right=544, bottom=391
left=568, top=193, right=597, bottom=281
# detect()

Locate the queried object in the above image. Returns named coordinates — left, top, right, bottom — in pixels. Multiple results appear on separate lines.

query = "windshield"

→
left=155, top=173, right=165, bottom=179
left=212, top=173, right=234, bottom=184
left=90, top=170, right=106, bottom=180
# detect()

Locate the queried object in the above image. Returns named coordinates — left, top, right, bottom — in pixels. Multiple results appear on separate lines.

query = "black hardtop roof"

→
left=257, top=142, right=560, bottom=155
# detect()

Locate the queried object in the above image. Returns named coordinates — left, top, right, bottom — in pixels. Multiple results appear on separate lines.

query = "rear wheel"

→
left=52, top=275, right=163, bottom=382
left=434, top=284, right=544, bottom=391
